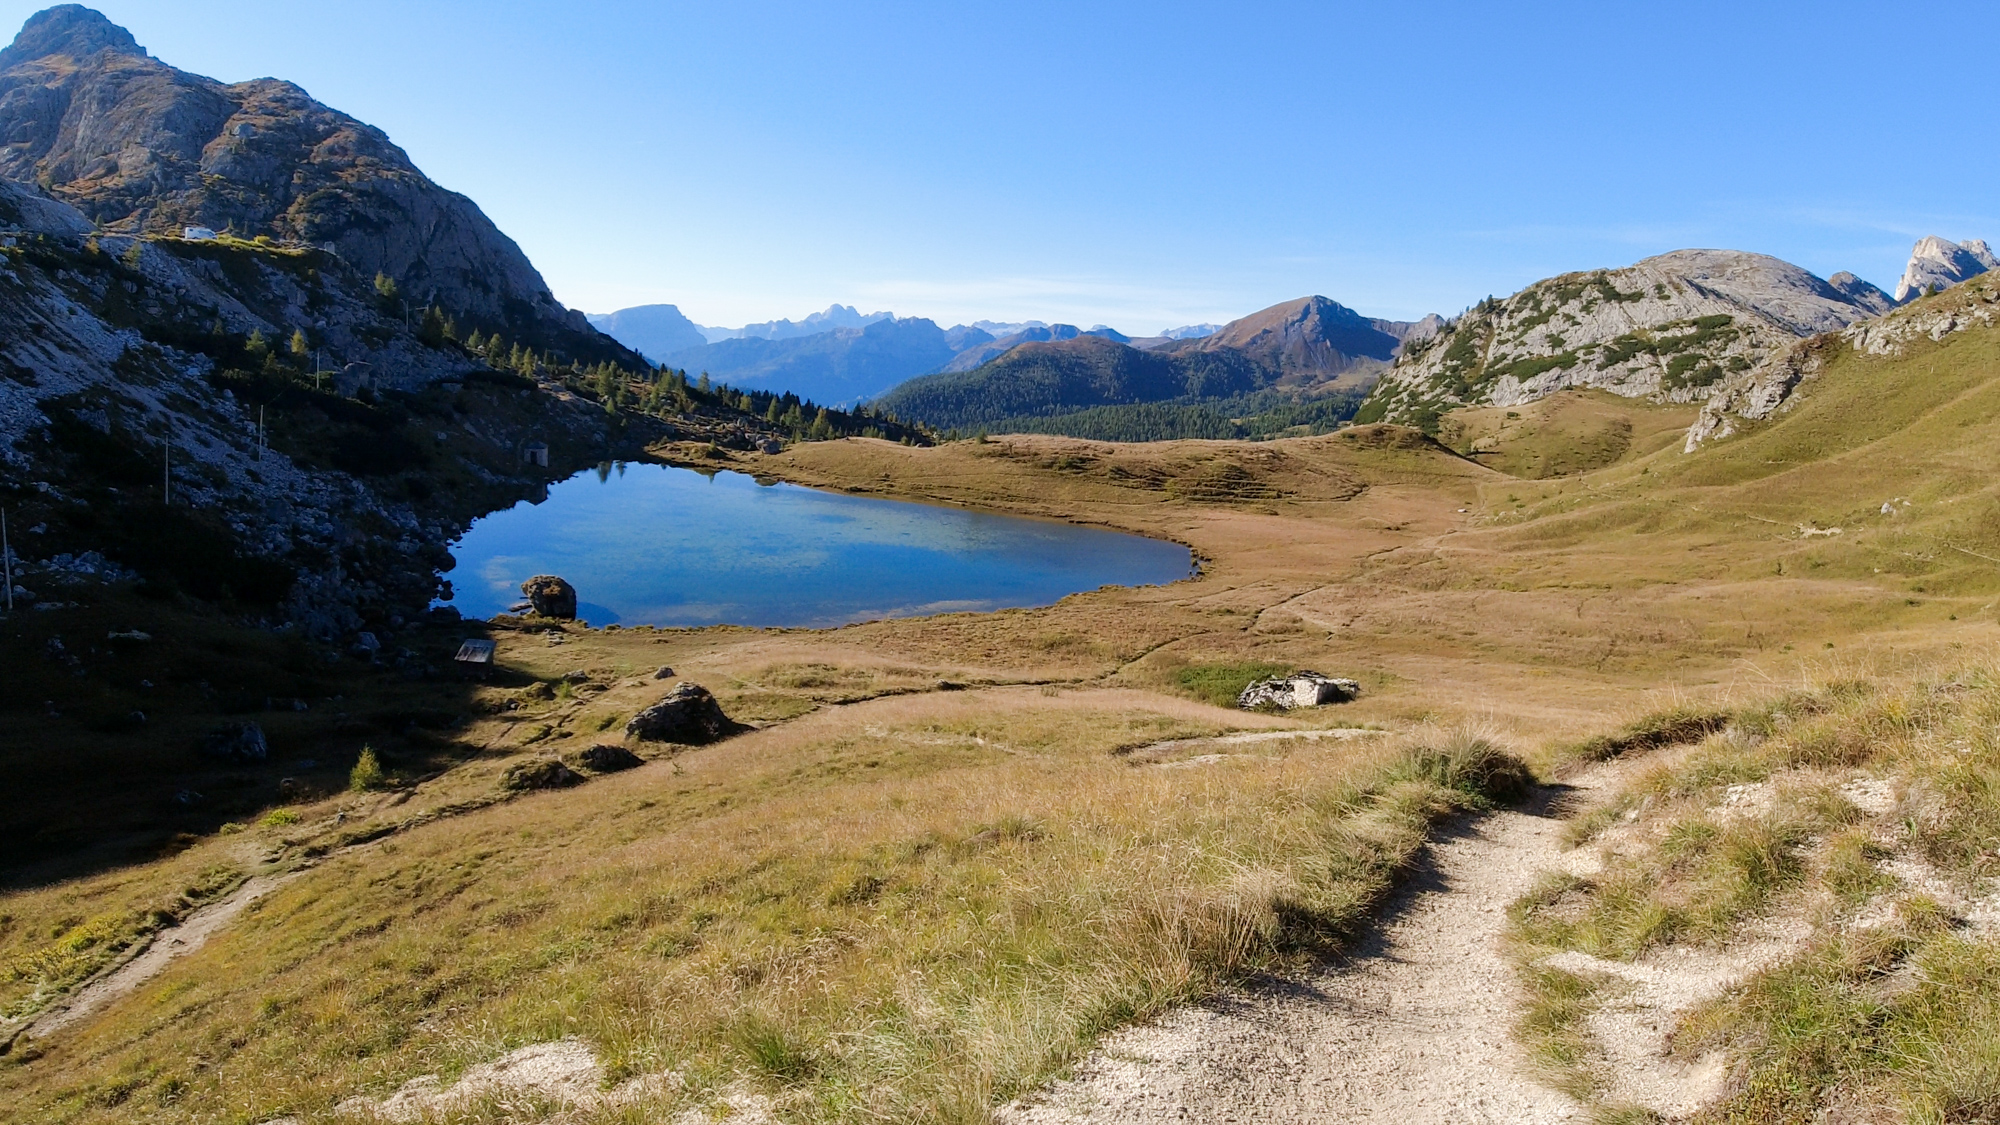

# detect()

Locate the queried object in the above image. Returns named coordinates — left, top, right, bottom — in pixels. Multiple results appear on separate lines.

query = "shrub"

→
left=348, top=746, right=385, bottom=792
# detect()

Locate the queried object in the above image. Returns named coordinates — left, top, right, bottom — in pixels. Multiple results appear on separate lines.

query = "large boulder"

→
left=625, top=683, right=734, bottom=744
left=1238, top=671, right=1359, bottom=711
left=520, top=575, right=577, bottom=619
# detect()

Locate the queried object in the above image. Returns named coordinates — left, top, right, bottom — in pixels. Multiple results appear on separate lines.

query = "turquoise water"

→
left=442, top=462, right=1193, bottom=627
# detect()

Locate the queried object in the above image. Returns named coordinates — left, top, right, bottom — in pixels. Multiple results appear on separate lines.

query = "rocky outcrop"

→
left=1363, top=250, right=1890, bottom=425
left=0, top=6, right=622, bottom=358
left=570, top=744, right=643, bottom=773
left=625, top=683, right=735, bottom=744
left=1893, top=236, right=1998, bottom=303
left=1686, top=272, right=2000, bottom=450
left=502, top=758, right=585, bottom=791
left=520, top=575, right=577, bottom=620
left=1238, top=672, right=1360, bottom=710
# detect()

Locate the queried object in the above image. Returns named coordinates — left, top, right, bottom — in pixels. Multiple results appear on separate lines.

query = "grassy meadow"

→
left=5, top=284, right=2000, bottom=1121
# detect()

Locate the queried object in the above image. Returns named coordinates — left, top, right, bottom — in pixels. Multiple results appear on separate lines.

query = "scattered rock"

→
left=200, top=721, right=268, bottom=763
left=654, top=665, right=676, bottom=679
left=1237, top=671, right=1360, bottom=710
left=571, top=744, right=644, bottom=773
left=501, top=758, right=585, bottom=791
left=625, top=682, right=734, bottom=744
left=521, top=575, right=577, bottom=619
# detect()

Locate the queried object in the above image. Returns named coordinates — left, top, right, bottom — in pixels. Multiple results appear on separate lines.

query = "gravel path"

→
left=1001, top=777, right=1614, bottom=1124
left=20, top=872, right=298, bottom=1044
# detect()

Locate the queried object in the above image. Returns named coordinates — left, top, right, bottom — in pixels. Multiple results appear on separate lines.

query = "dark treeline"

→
left=956, top=390, right=1368, bottom=443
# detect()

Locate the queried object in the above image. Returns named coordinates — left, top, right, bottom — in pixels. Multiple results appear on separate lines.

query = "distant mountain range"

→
left=587, top=296, right=1436, bottom=413
left=873, top=297, right=1437, bottom=431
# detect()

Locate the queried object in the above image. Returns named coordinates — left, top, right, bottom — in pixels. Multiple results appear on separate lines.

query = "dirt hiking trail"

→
left=1002, top=768, right=1624, bottom=1125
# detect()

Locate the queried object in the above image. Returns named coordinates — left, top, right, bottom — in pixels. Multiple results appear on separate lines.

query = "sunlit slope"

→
left=1462, top=300, right=2000, bottom=599
left=1435, top=390, right=1700, bottom=479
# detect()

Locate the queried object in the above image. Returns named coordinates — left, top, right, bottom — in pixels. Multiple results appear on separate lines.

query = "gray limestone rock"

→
left=0, top=5, right=609, bottom=351
left=1366, top=250, right=1891, bottom=423
left=1238, top=671, right=1361, bottom=711
left=1893, top=236, right=1997, bottom=303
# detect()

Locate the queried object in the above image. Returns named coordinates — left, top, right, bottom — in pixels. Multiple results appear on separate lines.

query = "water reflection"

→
left=443, top=462, right=1193, bottom=628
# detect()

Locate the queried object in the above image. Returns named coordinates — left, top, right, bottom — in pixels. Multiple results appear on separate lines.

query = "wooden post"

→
left=2, top=508, right=12, bottom=613
left=163, top=437, right=171, bottom=505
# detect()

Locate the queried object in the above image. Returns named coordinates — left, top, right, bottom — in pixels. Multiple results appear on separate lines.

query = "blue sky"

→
left=7, top=2, right=1997, bottom=332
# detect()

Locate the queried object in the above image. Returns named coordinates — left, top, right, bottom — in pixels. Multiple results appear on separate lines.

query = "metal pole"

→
left=2, top=508, right=12, bottom=613
left=163, top=438, right=170, bottom=506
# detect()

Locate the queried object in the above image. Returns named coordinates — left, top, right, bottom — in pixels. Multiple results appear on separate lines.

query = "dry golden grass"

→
left=8, top=307, right=2000, bottom=1120
left=0, top=691, right=1524, bottom=1123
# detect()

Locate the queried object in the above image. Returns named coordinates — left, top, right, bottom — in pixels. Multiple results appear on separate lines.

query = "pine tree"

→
left=697, top=372, right=712, bottom=394
left=373, top=272, right=400, bottom=302
left=245, top=328, right=270, bottom=361
left=289, top=328, right=309, bottom=359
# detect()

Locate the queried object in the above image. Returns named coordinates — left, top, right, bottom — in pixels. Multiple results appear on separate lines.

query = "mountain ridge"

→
left=1360, top=249, right=1891, bottom=428
left=0, top=6, right=621, bottom=360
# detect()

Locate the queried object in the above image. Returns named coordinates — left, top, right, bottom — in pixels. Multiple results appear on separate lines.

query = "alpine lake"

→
left=442, top=461, right=1195, bottom=628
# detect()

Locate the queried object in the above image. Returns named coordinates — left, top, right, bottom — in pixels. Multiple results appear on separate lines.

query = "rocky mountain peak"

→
left=1895, top=236, right=1998, bottom=302
left=0, top=5, right=142, bottom=70
left=1361, top=249, right=1890, bottom=425
left=0, top=5, right=622, bottom=360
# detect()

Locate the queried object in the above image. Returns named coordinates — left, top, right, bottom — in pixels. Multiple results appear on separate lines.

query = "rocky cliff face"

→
left=0, top=177, right=674, bottom=642
left=1686, top=273, right=2000, bottom=450
left=1893, top=236, right=1998, bottom=303
left=1361, top=250, right=1887, bottom=426
left=0, top=5, right=619, bottom=359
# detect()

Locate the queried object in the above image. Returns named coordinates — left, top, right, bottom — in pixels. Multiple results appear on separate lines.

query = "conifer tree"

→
left=289, top=328, right=309, bottom=359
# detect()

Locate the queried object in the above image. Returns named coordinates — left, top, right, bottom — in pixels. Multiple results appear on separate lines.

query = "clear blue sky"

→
left=8, top=2, right=1996, bottom=332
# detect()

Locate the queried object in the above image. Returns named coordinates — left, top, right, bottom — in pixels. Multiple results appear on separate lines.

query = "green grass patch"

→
left=1173, top=661, right=1293, bottom=708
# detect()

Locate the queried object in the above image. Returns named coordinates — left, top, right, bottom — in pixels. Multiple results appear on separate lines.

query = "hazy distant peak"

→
left=970, top=319, right=1048, bottom=336
left=733, top=303, right=893, bottom=341
left=0, top=5, right=143, bottom=70
left=1159, top=323, right=1221, bottom=339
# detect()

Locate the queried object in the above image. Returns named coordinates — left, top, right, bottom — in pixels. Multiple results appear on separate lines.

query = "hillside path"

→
left=1000, top=772, right=1616, bottom=1124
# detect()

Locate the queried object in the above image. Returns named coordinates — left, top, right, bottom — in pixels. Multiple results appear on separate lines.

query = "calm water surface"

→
left=443, top=462, right=1192, bottom=627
